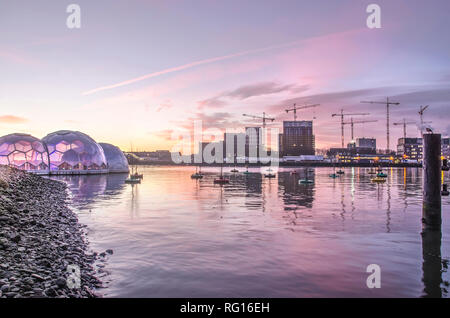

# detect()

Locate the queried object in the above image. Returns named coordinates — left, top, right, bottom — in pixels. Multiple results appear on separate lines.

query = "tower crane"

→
left=331, top=109, right=370, bottom=147
left=343, top=118, right=378, bottom=141
left=285, top=103, right=320, bottom=121
left=393, top=119, right=416, bottom=140
left=418, top=105, right=429, bottom=136
left=242, top=112, right=275, bottom=128
left=361, top=97, right=400, bottom=153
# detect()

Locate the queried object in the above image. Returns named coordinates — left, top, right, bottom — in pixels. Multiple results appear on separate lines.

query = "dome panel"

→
left=42, top=130, right=107, bottom=172
left=0, top=133, right=49, bottom=173
left=99, top=143, right=129, bottom=173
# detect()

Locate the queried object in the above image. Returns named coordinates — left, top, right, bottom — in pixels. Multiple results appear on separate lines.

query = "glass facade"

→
left=99, top=143, right=129, bottom=173
left=42, top=130, right=107, bottom=171
left=0, top=133, right=49, bottom=172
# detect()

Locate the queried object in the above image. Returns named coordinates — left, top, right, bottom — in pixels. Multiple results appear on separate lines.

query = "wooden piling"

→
left=422, top=133, right=442, bottom=229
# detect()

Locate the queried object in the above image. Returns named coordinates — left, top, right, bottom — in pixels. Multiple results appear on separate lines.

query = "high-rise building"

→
left=442, top=137, right=450, bottom=160
left=245, top=127, right=262, bottom=160
left=397, top=137, right=423, bottom=161
left=223, top=132, right=246, bottom=162
left=281, top=121, right=314, bottom=156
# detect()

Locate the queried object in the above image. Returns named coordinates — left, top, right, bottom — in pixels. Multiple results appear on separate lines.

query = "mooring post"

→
left=422, top=133, right=442, bottom=229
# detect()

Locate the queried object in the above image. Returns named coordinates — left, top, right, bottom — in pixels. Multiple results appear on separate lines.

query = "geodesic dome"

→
left=42, top=130, right=107, bottom=172
left=0, top=133, right=49, bottom=173
left=99, top=143, right=129, bottom=173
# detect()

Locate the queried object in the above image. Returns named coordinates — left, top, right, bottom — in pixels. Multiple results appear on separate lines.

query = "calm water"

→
left=51, top=166, right=450, bottom=297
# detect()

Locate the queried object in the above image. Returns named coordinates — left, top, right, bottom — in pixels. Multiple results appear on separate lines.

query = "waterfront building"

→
left=0, top=133, right=50, bottom=174
left=223, top=132, right=246, bottom=163
left=245, top=127, right=262, bottom=161
left=0, top=130, right=128, bottom=175
left=442, top=137, right=450, bottom=159
left=99, top=143, right=129, bottom=173
left=281, top=121, right=314, bottom=156
left=397, top=138, right=423, bottom=161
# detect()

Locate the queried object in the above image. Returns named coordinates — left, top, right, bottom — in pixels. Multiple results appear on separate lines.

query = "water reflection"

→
left=421, top=228, right=447, bottom=297
left=50, top=166, right=449, bottom=297
left=50, top=173, right=128, bottom=209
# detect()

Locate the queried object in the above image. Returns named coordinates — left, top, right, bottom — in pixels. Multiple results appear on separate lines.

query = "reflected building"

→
left=278, top=171, right=315, bottom=209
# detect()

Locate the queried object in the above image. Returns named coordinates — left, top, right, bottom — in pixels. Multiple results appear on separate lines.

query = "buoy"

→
left=442, top=184, right=449, bottom=196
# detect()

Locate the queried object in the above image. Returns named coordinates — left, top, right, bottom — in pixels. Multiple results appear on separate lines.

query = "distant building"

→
left=356, top=138, right=376, bottom=150
left=245, top=127, right=262, bottom=160
left=281, top=121, right=314, bottom=156
left=397, top=138, right=423, bottom=161
left=442, top=137, right=450, bottom=160
left=223, top=132, right=246, bottom=163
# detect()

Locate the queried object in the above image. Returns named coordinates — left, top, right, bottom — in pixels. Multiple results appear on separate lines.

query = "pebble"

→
left=0, top=166, right=104, bottom=298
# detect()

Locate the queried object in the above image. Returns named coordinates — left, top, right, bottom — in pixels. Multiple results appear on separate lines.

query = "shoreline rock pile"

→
left=0, top=166, right=102, bottom=298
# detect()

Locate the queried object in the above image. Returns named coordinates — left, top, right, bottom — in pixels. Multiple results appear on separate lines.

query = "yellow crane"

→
left=331, top=109, right=370, bottom=147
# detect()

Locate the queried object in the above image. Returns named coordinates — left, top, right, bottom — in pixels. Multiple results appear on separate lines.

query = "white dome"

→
left=99, top=143, right=129, bottom=173
left=42, top=130, right=107, bottom=172
left=0, top=133, right=49, bottom=173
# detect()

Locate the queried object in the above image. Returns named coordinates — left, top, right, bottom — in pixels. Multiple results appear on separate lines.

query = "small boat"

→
left=329, top=173, right=339, bottom=178
left=243, top=167, right=251, bottom=175
left=214, top=177, right=229, bottom=184
left=371, top=177, right=386, bottom=183
left=125, top=177, right=141, bottom=184
left=299, top=168, right=314, bottom=184
left=264, top=173, right=276, bottom=178
left=230, top=168, right=239, bottom=173
left=376, top=172, right=387, bottom=178
left=191, top=166, right=203, bottom=179
left=336, top=170, right=345, bottom=175
left=214, top=165, right=229, bottom=184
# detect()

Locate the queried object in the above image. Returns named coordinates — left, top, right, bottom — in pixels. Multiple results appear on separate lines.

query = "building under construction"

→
left=280, top=121, right=315, bottom=156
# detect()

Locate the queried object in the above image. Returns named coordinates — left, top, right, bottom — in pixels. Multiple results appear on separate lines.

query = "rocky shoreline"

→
left=0, top=166, right=104, bottom=298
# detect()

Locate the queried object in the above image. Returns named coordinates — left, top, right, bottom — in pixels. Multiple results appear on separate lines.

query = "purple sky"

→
left=1, top=0, right=449, bottom=151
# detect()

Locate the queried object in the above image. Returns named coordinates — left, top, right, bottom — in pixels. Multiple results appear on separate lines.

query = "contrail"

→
left=82, top=39, right=302, bottom=95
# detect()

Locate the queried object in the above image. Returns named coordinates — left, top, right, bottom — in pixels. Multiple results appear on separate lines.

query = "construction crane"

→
left=361, top=97, right=400, bottom=153
left=242, top=112, right=275, bottom=128
left=393, top=119, right=416, bottom=140
left=331, top=109, right=370, bottom=147
left=285, top=103, right=320, bottom=121
left=418, top=105, right=429, bottom=136
left=343, top=118, right=378, bottom=141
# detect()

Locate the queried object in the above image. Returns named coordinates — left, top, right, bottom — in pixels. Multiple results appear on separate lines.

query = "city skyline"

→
left=1, top=0, right=450, bottom=152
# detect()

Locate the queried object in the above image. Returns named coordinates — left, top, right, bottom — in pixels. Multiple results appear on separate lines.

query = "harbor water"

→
left=51, top=166, right=450, bottom=297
